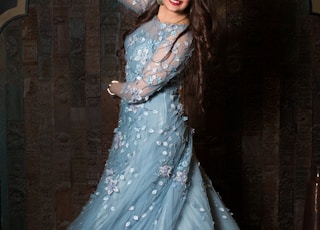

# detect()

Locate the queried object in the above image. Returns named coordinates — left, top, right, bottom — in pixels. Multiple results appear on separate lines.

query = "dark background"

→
left=0, top=0, right=320, bottom=229
left=0, top=0, right=18, bottom=14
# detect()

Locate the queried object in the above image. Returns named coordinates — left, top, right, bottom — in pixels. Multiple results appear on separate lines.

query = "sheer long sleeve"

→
left=120, top=32, right=193, bottom=104
left=118, top=0, right=152, bottom=14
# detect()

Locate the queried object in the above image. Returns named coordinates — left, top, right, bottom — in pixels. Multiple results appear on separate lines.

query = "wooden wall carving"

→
left=0, top=19, right=25, bottom=230
left=0, top=0, right=29, bottom=32
left=311, top=0, right=320, bottom=14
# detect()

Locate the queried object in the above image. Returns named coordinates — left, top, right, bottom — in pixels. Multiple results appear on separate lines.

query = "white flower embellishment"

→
left=134, top=48, right=149, bottom=65
left=105, top=176, right=119, bottom=195
left=159, top=165, right=173, bottom=177
left=174, top=171, right=188, bottom=184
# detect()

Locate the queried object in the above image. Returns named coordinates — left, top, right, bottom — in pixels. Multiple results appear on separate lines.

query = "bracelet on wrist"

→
left=107, top=88, right=115, bottom=96
left=106, top=80, right=119, bottom=96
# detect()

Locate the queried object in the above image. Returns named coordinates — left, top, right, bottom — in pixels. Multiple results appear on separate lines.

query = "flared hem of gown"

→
left=68, top=156, right=239, bottom=230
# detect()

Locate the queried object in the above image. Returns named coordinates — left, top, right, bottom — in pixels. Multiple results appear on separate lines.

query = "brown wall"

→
left=0, top=0, right=320, bottom=229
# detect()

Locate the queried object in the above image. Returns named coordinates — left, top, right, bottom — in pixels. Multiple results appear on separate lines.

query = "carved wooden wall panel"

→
left=0, top=19, right=26, bottom=230
left=241, top=0, right=264, bottom=228
left=22, top=0, right=114, bottom=229
left=0, top=29, right=10, bottom=230
left=312, top=13, right=320, bottom=169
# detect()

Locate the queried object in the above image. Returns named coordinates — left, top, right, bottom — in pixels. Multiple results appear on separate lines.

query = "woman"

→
left=68, top=0, right=240, bottom=229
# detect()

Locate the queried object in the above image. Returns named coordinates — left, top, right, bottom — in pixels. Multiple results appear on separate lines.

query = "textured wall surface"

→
left=0, top=0, right=320, bottom=229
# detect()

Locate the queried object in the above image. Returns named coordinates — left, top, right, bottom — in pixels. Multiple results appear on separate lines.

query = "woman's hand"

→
left=107, top=80, right=119, bottom=96
left=107, top=80, right=123, bottom=98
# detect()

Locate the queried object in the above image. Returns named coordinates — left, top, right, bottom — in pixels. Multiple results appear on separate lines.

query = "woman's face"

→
left=161, top=0, right=191, bottom=15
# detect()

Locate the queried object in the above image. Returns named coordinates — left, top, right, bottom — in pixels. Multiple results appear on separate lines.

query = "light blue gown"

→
left=68, top=0, right=240, bottom=229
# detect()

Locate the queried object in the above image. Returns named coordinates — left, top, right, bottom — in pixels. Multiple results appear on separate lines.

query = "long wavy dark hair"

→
left=121, top=0, right=218, bottom=107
